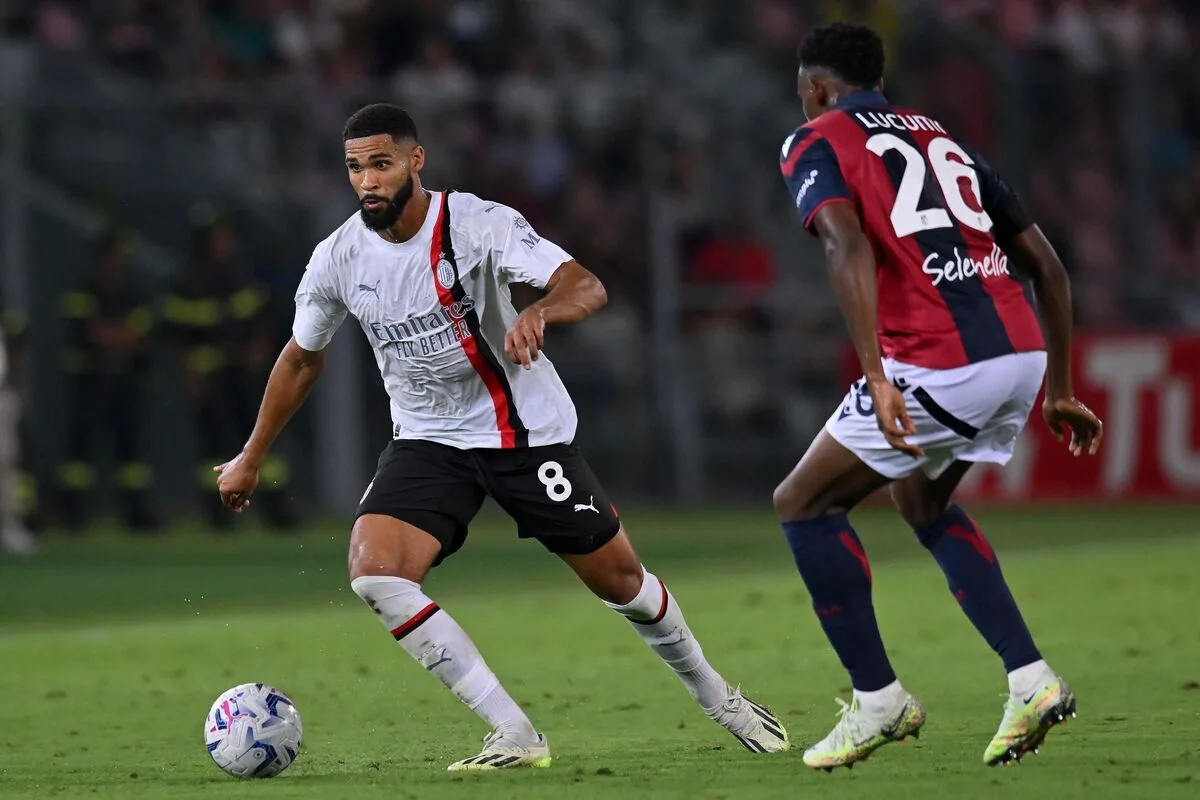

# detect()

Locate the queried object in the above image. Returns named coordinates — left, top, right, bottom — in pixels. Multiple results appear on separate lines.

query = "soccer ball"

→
left=204, top=683, right=303, bottom=778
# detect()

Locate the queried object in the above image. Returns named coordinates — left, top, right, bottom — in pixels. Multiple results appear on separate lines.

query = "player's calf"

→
left=605, top=565, right=790, bottom=753
left=897, top=493, right=1076, bottom=763
left=908, top=506, right=1062, bottom=688
left=560, top=531, right=789, bottom=753
left=350, top=516, right=547, bottom=770
left=773, top=434, right=899, bottom=694
left=910, top=504, right=1044, bottom=675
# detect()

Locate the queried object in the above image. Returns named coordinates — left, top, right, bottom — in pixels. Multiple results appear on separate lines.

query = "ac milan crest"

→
left=436, top=257, right=456, bottom=289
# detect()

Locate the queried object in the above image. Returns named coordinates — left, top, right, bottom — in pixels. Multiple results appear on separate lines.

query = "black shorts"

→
left=355, top=439, right=621, bottom=565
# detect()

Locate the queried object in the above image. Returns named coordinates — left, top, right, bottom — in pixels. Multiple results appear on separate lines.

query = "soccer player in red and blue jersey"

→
left=775, top=22, right=1103, bottom=770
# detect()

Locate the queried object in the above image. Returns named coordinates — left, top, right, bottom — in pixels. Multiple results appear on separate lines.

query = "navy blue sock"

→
left=916, top=505, right=1041, bottom=673
left=783, top=515, right=896, bottom=691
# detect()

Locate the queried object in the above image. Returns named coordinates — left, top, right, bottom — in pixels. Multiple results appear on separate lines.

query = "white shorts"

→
left=826, top=351, right=1047, bottom=481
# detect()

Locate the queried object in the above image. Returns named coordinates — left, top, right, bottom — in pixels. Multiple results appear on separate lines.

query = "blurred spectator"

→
left=685, top=210, right=776, bottom=307
left=392, top=35, right=477, bottom=121
left=56, top=231, right=159, bottom=532
left=163, top=213, right=296, bottom=531
left=683, top=210, right=777, bottom=433
left=0, top=297, right=34, bottom=556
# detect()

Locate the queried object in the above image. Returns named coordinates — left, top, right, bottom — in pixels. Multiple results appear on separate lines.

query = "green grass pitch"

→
left=1, top=505, right=1198, bottom=799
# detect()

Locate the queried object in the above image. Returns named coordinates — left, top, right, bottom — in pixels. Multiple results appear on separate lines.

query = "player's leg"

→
left=893, top=462, right=1074, bottom=765
left=774, top=429, right=925, bottom=769
left=557, top=527, right=789, bottom=752
left=347, top=441, right=550, bottom=771
left=892, top=462, right=1048, bottom=684
left=484, top=445, right=788, bottom=753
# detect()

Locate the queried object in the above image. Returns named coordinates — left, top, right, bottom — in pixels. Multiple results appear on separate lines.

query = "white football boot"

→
left=706, top=684, right=790, bottom=753
left=446, top=725, right=552, bottom=771
left=803, top=693, right=925, bottom=771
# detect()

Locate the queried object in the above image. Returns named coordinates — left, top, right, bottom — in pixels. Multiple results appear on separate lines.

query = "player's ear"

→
left=410, top=144, right=425, bottom=174
left=811, top=79, right=828, bottom=108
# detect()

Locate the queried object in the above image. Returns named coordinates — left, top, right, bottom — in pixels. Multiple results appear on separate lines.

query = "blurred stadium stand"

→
left=0, top=0, right=1196, bottom=531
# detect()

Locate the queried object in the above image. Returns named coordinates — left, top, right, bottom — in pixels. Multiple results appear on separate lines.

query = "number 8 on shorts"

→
left=537, top=461, right=573, bottom=502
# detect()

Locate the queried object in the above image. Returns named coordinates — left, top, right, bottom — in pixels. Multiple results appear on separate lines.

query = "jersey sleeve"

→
left=484, top=204, right=573, bottom=289
left=292, top=244, right=347, bottom=352
left=960, top=144, right=1034, bottom=243
left=779, top=129, right=854, bottom=235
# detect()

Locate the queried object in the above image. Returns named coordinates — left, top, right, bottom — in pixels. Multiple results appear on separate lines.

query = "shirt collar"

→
left=834, top=89, right=889, bottom=109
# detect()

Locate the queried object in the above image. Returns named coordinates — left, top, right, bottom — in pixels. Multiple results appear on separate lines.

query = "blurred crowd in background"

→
left=0, top=0, right=1197, bottom=552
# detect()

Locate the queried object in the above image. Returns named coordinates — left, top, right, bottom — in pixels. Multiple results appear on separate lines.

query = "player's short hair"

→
left=797, top=22, right=885, bottom=89
left=342, top=104, right=419, bottom=143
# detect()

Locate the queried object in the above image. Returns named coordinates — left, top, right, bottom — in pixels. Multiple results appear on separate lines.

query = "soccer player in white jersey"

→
left=214, top=104, right=789, bottom=769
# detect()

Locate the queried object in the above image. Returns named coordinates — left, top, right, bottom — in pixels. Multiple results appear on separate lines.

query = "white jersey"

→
left=293, top=191, right=578, bottom=449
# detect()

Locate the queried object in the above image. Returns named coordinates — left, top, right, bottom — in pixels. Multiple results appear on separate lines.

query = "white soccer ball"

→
left=204, top=683, right=303, bottom=778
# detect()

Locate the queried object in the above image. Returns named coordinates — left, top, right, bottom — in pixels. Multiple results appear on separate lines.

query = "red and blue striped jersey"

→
left=780, top=90, right=1045, bottom=369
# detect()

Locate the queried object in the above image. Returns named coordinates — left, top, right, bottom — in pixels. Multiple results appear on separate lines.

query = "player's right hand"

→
left=868, top=378, right=925, bottom=459
left=214, top=452, right=259, bottom=512
left=1043, top=396, right=1103, bottom=457
left=504, top=307, right=546, bottom=370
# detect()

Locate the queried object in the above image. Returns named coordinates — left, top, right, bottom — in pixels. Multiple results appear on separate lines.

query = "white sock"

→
left=854, top=680, right=906, bottom=719
left=351, top=576, right=537, bottom=741
left=1007, top=659, right=1054, bottom=699
left=605, top=567, right=728, bottom=710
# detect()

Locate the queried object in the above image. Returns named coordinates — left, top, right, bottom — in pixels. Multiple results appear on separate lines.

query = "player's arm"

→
left=529, top=260, right=608, bottom=324
left=1000, top=227, right=1071, bottom=398
left=781, top=129, right=886, bottom=382
left=505, top=260, right=606, bottom=369
left=486, top=205, right=606, bottom=368
left=781, top=130, right=922, bottom=456
left=239, top=338, right=327, bottom=468
left=216, top=253, right=347, bottom=510
left=1001, top=225, right=1101, bottom=454
left=962, top=146, right=1075, bottom=395
left=810, top=205, right=921, bottom=457
left=967, top=150, right=1102, bottom=455
left=216, top=338, right=328, bottom=511
left=811, top=204, right=885, bottom=385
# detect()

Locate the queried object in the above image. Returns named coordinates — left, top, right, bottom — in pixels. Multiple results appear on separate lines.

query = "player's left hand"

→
left=868, top=377, right=925, bottom=459
left=1043, top=396, right=1103, bottom=457
left=504, top=307, right=546, bottom=370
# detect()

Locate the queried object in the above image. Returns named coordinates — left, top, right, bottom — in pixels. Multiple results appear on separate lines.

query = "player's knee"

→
left=889, top=483, right=946, bottom=530
left=773, top=479, right=825, bottom=521
left=559, top=528, right=644, bottom=605
left=772, top=481, right=799, bottom=518
left=346, top=514, right=440, bottom=583
left=591, top=542, right=646, bottom=605
left=591, top=562, right=644, bottom=606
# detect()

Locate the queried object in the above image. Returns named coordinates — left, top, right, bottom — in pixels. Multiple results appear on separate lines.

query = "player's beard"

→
left=359, top=174, right=415, bottom=231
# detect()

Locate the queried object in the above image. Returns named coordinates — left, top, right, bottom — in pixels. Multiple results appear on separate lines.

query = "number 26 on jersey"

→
left=867, top=134, right=992, bottom=238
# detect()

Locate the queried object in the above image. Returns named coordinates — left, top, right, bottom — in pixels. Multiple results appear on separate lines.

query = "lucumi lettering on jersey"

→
left=853, top=111, right=946, bottom=134
left=291, top=191, right=579, bottom=450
